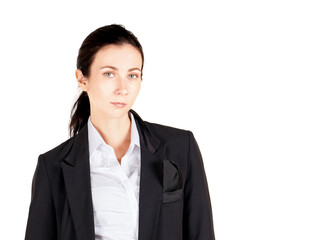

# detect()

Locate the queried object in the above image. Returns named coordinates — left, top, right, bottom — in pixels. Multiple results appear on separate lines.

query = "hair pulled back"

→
left=69, top=24, right=144, bottom=137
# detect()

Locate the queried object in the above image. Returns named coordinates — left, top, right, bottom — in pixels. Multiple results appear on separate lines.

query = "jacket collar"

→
left=64, top=108, right=160, bottom=166
left=62, top=109, right=164, bottom=240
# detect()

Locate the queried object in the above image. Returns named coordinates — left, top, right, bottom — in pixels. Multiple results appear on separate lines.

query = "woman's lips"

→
left=110, top=102, right=127, bottom=108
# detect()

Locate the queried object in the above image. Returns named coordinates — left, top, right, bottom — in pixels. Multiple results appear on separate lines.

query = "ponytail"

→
left=69, top=91, right=90, bottom=137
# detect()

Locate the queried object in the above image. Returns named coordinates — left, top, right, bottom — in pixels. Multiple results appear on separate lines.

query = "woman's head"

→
left=69, top=24, right=144, bottom=137
left=76, top=24, right=144, bottom=77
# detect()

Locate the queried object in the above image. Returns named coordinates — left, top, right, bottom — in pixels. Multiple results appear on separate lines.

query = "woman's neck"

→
left=89, top=111, right=132, bottom=148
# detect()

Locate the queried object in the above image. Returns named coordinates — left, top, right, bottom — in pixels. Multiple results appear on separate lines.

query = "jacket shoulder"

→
left=40, top=135, right=76, bottom=165
left=144, top=120, right=191, bottom=142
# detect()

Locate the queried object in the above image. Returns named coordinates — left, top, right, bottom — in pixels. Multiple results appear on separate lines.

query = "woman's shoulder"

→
left=131, top=109, right=194, bottom=141
left=143, top=120, right=192, bottom=141
left=39, top=135, right=76, bottom=164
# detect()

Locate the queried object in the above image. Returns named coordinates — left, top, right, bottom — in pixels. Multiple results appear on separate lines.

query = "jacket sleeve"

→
left=183, top=131, right=215, bottom=240
left=25, top=154, right=57, bottom=240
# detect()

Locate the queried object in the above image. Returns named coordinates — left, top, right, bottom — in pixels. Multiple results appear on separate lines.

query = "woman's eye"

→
left=129, top=74, right=138, bottom=79
left=104, top=72, right=114, bottom=77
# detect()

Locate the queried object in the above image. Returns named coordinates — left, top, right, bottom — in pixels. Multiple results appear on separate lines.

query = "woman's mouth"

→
left=110, top=102, right=127, bottom=108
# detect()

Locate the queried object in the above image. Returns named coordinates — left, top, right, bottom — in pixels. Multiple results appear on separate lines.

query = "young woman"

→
left=25, top=24, right=215, bottom=240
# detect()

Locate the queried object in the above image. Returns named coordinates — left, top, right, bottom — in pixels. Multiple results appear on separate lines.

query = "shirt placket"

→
left=110, top=146, right=139, bottom=238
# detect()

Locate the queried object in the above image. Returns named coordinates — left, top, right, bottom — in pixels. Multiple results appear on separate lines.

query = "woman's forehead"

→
left=91, top=44, right=142, bottom=70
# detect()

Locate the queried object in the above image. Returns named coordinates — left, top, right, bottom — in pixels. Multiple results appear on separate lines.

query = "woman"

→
left=25, top=24, right=215, bottom=240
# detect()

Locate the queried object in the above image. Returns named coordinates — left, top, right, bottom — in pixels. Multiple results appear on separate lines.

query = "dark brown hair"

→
left=69, top=24, right=144, bottom=137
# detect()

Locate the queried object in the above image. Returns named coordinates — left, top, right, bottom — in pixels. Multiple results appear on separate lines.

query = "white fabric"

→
left=87, top=112, right=141, bottom=240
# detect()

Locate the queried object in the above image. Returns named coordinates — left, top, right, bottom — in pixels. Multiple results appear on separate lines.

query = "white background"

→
left=0, top=0, right=319, bottom=239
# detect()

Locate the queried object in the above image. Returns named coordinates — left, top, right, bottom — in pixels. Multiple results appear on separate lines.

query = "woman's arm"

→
left=25, top=154, right=57, bottom=240
left=183, top=131, right=215, bottom=240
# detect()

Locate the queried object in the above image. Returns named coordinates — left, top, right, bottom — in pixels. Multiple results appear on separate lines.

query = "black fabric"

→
left=25, top=109, right=215, bottom=240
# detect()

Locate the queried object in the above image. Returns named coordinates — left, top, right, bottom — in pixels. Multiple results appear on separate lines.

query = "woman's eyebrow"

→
left=99, top=65, right=141, bottom=72
left=100, top=65, right=118, bottom=70
left=128, top=67, right=141, bottom=72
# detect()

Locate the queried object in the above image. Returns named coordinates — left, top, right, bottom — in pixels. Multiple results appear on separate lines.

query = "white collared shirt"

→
left=87, top=112, right=141, bottom=240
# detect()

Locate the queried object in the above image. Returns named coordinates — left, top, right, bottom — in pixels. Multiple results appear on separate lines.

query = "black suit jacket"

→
left=25, top=109, right=215, bottom=240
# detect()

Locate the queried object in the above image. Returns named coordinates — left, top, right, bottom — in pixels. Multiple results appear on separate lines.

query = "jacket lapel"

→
left=130, top=109, right=165, bottom=240
left=61, top=123, right=95, bottom=240
left=61, top=109, right=165, bottom=240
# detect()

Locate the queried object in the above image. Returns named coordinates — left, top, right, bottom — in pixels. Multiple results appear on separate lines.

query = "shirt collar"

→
left=87, top=112, right=140, bottom=158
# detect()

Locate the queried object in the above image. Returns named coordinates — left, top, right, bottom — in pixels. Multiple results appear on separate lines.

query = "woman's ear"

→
left=75, top=69, right=88, bottom=92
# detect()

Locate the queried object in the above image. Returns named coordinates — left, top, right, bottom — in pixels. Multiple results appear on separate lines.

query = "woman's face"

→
left=76, top=43, right=142, bottom=120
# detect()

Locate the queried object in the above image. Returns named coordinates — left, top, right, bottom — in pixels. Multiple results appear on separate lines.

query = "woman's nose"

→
left=115, top=76, right=128, bottom=95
